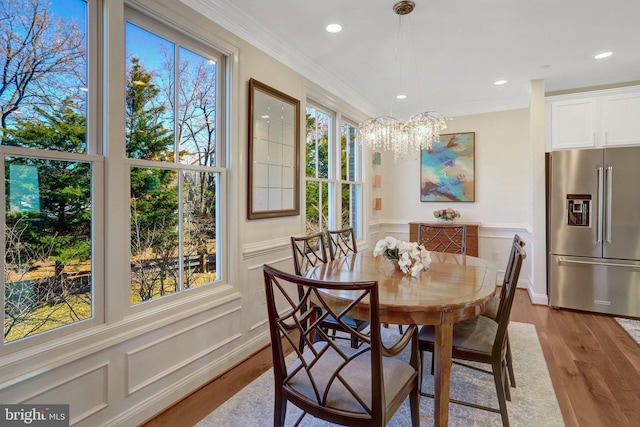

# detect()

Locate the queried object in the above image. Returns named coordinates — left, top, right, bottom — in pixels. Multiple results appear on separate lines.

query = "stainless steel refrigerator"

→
left=548, top=147, right=640, bottom=317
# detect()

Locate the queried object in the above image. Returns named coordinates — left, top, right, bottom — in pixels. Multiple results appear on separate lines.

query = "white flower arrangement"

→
left=373, top=236, right=431, bottom=277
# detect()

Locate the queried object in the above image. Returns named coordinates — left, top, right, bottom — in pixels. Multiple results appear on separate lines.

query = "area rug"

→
left=196, top=322, right=562, bottom=426
left=615, top=318, right=640, bottom=345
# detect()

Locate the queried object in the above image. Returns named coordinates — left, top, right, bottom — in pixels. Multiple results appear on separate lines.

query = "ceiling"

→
left=184, top=0, right=640, bottom=119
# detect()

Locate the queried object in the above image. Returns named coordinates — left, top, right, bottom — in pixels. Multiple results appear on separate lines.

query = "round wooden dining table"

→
left=305, top=250, right=498, bottom=427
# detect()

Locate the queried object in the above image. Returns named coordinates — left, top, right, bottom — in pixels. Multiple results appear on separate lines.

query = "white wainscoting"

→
left=12, top=362, right=109, bottom=425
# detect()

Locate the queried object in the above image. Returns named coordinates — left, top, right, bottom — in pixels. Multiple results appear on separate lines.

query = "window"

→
left=340, top=121, right=362, bottom=236
left=1, top=0, right=229, bottom=348
left=125, top=14, right=226, bottom=305
left=2, top=0, right=96, bottom=343
left=305, top=102, right=362, bottom=237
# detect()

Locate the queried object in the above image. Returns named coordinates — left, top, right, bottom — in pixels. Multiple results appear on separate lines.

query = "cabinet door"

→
left=602, top=92, right=640, bottom=147
left=551, top=98, right=597, bottom=150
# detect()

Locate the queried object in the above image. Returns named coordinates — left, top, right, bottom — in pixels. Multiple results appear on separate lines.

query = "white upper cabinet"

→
left=547, top=86, right=640, bottom=150
left=550, top=97, right=598, bottom=149
left=601, top=91, right=640, bottom=147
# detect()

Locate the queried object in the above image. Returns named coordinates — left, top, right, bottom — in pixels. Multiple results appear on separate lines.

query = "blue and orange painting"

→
left=421, top=132, right=475, bottom=202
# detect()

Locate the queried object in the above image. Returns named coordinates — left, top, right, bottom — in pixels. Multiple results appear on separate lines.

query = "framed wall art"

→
left=247, top=78, right=300, bottom=219
left=420, top=132, right=475, bottom=202
left=373, top=152, right=381, bottom=165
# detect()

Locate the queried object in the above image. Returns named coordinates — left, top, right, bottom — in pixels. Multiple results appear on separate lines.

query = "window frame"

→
left=124, top=8, right=229, bottom=310
left=0, top=0, right=105, bottom=352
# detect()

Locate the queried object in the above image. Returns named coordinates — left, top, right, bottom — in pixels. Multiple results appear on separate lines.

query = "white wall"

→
left=372, top=107, right=538, bottom=289
left=529, top=80, right=550, bottom=304
left=383, top=109, right=531, bottom=223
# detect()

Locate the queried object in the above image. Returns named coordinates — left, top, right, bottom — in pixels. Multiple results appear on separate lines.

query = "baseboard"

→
left=527, top=283, right=549, bottom=305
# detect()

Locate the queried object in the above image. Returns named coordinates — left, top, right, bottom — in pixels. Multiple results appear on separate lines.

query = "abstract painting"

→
left=420, top=132, right=475, bottom=202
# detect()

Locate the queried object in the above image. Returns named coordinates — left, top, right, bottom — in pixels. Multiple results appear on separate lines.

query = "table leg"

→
left=433, top=310, right=453, bottom=427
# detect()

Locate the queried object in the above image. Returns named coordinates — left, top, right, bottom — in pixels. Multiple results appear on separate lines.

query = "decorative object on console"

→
left=358, top=1, right=449, bottom=160
left=421, top=132, right=475, bottom=202
left=373, top=236, right=431, bottom=277
left=433, top=208, right=460, bottom=222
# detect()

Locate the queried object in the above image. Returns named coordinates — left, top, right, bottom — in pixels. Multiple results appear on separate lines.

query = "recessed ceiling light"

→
left=396, top=93, right=407, bottom=100
left=325, top=24, right=342, bottom=33
left=594, top=51, right=613, bottom=59
left=494, top=80, right=507, bottom=86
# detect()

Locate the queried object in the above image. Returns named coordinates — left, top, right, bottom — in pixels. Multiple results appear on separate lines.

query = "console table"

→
left=408, top=221, right=479, bottom=257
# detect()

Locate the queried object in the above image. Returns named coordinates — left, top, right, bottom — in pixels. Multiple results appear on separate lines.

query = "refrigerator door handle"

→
left=557, top=257, right=640, bottom=269
left=597, top=167, right=604, bottom=243
left=606, top=166, right=613, bottom=243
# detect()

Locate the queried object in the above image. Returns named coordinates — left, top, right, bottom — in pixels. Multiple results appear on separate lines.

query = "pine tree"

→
left=126, top=57, right=180, bottom=302
left=4, top=102, right=92, bottom=339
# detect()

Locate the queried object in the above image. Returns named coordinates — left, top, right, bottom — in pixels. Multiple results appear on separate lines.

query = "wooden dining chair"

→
left=481, top=234, right=525, bottom=389
left=290, top=231, right=329, bottom=276
left=327, top=227, right=357, bottom=261
left=263, top=263, right=420, bottom=427
left=417, top=238, right=526, bottom=427
left=418, top=224, right=467, bottom=255
left=291, top=232, right=369, bottom=348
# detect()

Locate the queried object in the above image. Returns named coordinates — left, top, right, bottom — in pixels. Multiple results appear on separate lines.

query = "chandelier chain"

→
left=358, top=0, right=449, bottom=160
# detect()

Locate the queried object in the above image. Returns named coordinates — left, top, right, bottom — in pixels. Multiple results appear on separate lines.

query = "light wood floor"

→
left=141, top=289, right=640, bottom=427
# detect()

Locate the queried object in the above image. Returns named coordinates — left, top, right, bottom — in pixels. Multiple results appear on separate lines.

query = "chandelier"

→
left=358, top=1, right=449, bottom=159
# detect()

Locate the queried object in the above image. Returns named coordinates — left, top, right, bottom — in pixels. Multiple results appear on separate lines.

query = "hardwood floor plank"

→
left=141, top=289, right=640, bottom=427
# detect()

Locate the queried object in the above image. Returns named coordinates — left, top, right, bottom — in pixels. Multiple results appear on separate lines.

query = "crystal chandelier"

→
left=358, top=1, right=449, bottom=159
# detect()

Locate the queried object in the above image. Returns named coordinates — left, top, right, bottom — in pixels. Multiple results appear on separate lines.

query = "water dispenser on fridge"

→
left=566, top=195, right=590, bottom=227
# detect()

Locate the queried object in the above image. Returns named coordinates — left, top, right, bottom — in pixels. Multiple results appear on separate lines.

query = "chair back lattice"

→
left=291, top=231, right=329, bottom=276
left=418, top=224, right=467, bottom=254
left=327, top=227, right=358, bottom=261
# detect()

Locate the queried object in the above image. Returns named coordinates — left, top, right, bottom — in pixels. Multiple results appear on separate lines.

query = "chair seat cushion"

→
left=419, top=315, right=498, bottom=355
left=286, top=342, right=415, bottom=414
left=482, top=295, right=500, bottom=320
